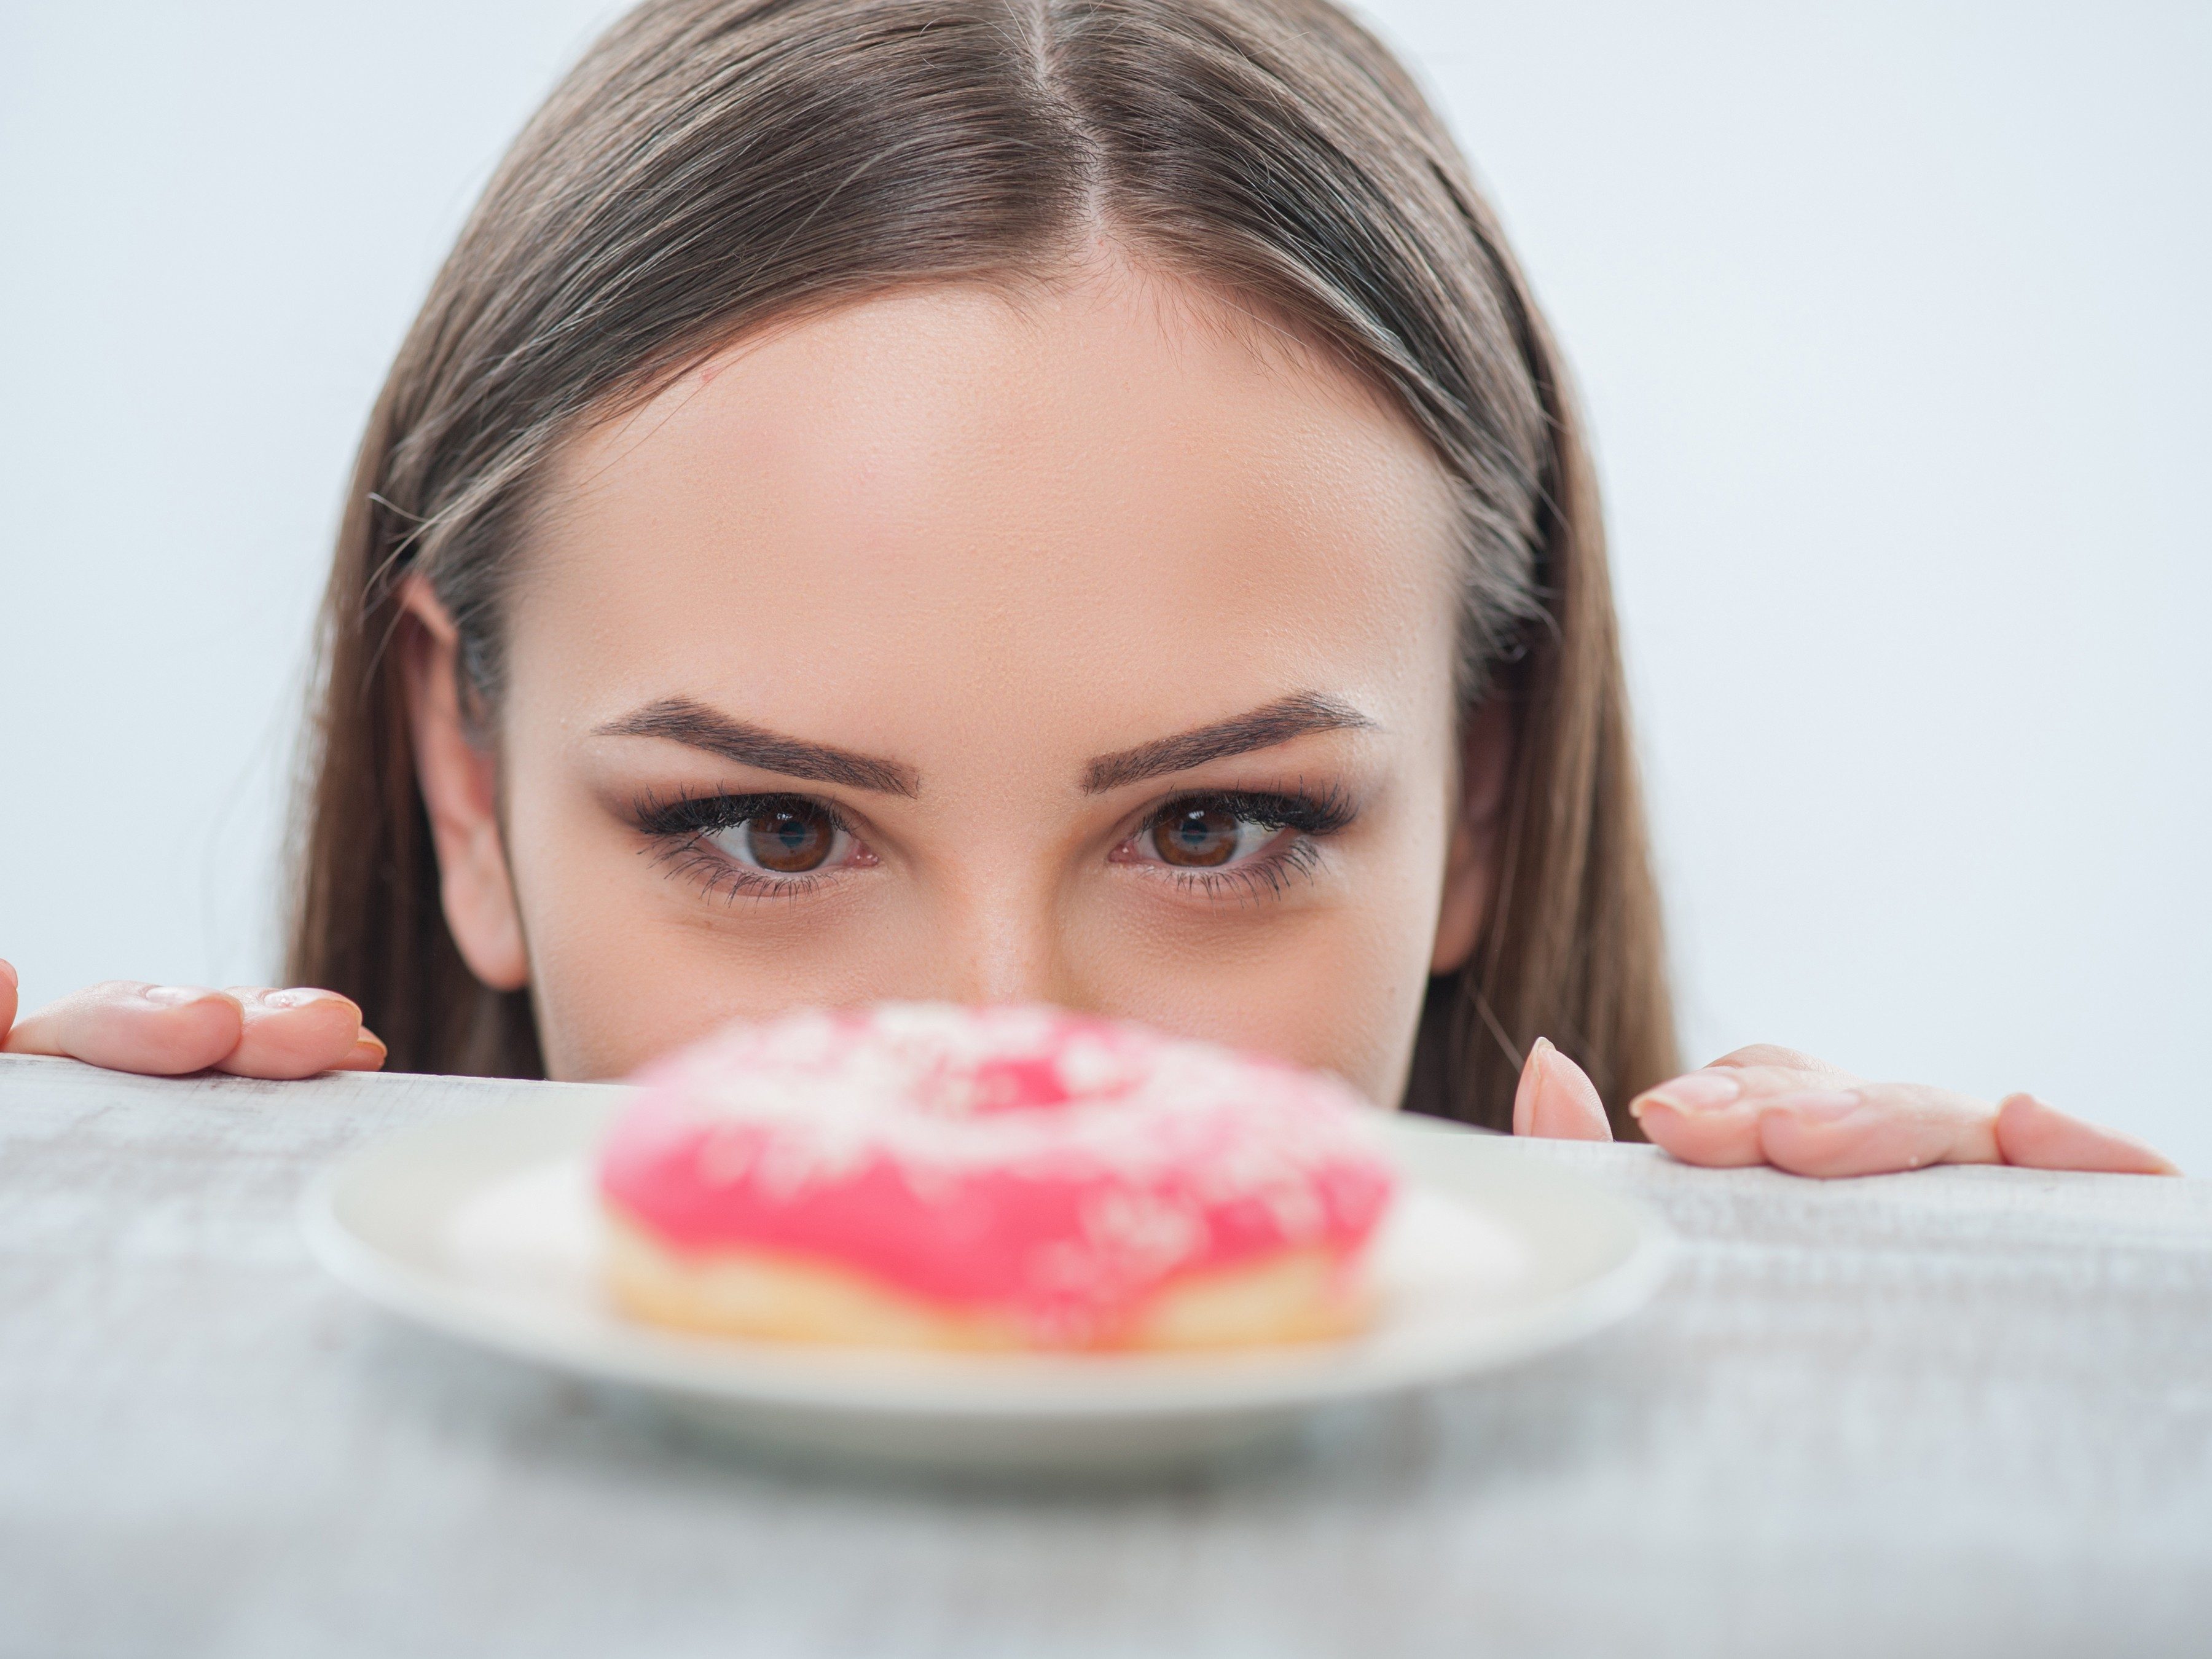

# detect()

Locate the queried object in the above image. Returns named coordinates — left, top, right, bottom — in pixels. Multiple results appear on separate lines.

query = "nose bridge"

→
left=927, top=861, right=1080, bottom=1010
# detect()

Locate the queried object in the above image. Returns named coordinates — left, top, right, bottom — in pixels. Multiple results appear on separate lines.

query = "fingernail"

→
left=1767, top=1089, right=1864, bottom=1123
left=142, top=985, right=214, bottom=1007
left=1634, top=1070, right=1743, bottom=1115
left=0, top=959, right=17, bottom=992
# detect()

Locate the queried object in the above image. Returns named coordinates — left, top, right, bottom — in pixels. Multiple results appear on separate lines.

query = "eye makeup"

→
left=628, top=787, right=874, bottom=904
left=624, top=780, right=1362, bottom=910
left=1115, top=785, right=1359, bottom=902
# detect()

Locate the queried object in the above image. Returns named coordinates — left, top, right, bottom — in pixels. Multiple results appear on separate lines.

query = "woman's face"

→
left=409, top=262, right=1499, bottom=1103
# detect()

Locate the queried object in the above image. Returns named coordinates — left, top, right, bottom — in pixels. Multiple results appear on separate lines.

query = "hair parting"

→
left=287, top=0, right=1677, bottom=1128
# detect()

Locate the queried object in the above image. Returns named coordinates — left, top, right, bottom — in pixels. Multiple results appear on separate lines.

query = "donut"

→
left=598, top=1003, right=1398, bottom=1351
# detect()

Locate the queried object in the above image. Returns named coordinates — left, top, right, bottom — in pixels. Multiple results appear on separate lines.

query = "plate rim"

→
left=300, top=1099, right=1673, bottom=1422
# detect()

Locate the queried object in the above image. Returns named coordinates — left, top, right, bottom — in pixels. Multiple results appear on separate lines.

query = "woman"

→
left=0, top=0, right=2171, bottom=1179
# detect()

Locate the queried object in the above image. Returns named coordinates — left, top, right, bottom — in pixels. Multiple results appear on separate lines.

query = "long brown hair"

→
left=287, top=0, right=1677, bottom=1131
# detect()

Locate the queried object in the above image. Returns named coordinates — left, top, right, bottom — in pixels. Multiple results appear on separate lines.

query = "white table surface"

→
left=2, top=1053, right=2208, bottom=1658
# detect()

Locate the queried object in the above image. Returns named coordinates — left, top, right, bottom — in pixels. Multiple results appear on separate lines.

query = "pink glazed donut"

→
left=598, top=1003, right=1398, bottom=1351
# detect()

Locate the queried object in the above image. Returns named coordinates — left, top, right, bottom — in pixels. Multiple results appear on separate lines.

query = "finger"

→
left=328, top=1029, right=389, bottom=1073
left=1629, top=1067, right=1768, bottom=1166
left=1753, top=1081, right=1999, bottom=1177
left=1994, top=1094, right=2178, bottom=1175
left=0, top=959, right=17, bottom=1045
left=1702, top=1043, right=1861, bottom=1083
left=1631, top=1061, right=1895, bottom=1169
left=1512, top=1037, right=1614, bottom=1141
left=2, top=982, right=243, bottom=1074
left=218, top=987, right=374, bottom=1080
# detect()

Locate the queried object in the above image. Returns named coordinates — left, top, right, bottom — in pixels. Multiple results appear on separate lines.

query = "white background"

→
left=3, top=2, right=2205, bottom=1166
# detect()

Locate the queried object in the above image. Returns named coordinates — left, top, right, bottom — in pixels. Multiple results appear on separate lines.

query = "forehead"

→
left=515, top=267, right=1461, bottom=760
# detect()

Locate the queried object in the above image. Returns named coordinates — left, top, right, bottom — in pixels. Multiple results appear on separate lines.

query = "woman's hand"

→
left=0, top=958, right=385, bottom=1080
left=1513, top=1037, right=2177, bottom=1175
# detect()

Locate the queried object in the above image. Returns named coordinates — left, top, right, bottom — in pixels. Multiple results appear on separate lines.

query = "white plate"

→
left=302, top=1088, right=1669, bottom=1474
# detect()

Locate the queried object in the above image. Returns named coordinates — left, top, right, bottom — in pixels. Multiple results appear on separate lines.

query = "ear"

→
left=1429, top=695, right=1513, bottom=975
left=398, top=576, right=530, bottom=992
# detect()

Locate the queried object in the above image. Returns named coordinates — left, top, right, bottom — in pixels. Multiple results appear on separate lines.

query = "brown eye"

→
left=1151, top=802, right=1243, bottom=868
left=740, top=804, right=836, bottom=873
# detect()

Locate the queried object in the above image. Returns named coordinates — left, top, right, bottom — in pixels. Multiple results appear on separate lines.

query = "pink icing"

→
left=599, top=1004, right=1397, bottom=1344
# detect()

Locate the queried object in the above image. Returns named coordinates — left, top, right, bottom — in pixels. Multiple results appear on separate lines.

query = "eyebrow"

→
left=1082, top=692, right=1376, bottom=794
left=596, top=697, right=919, bottom=797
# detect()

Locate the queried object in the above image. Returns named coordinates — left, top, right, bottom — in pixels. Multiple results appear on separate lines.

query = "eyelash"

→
left=631, top=788, right=857, bottom=906
left=1130, top=786, right=1355, bottom=903
left=628, top=783, right=1357, bottom=906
